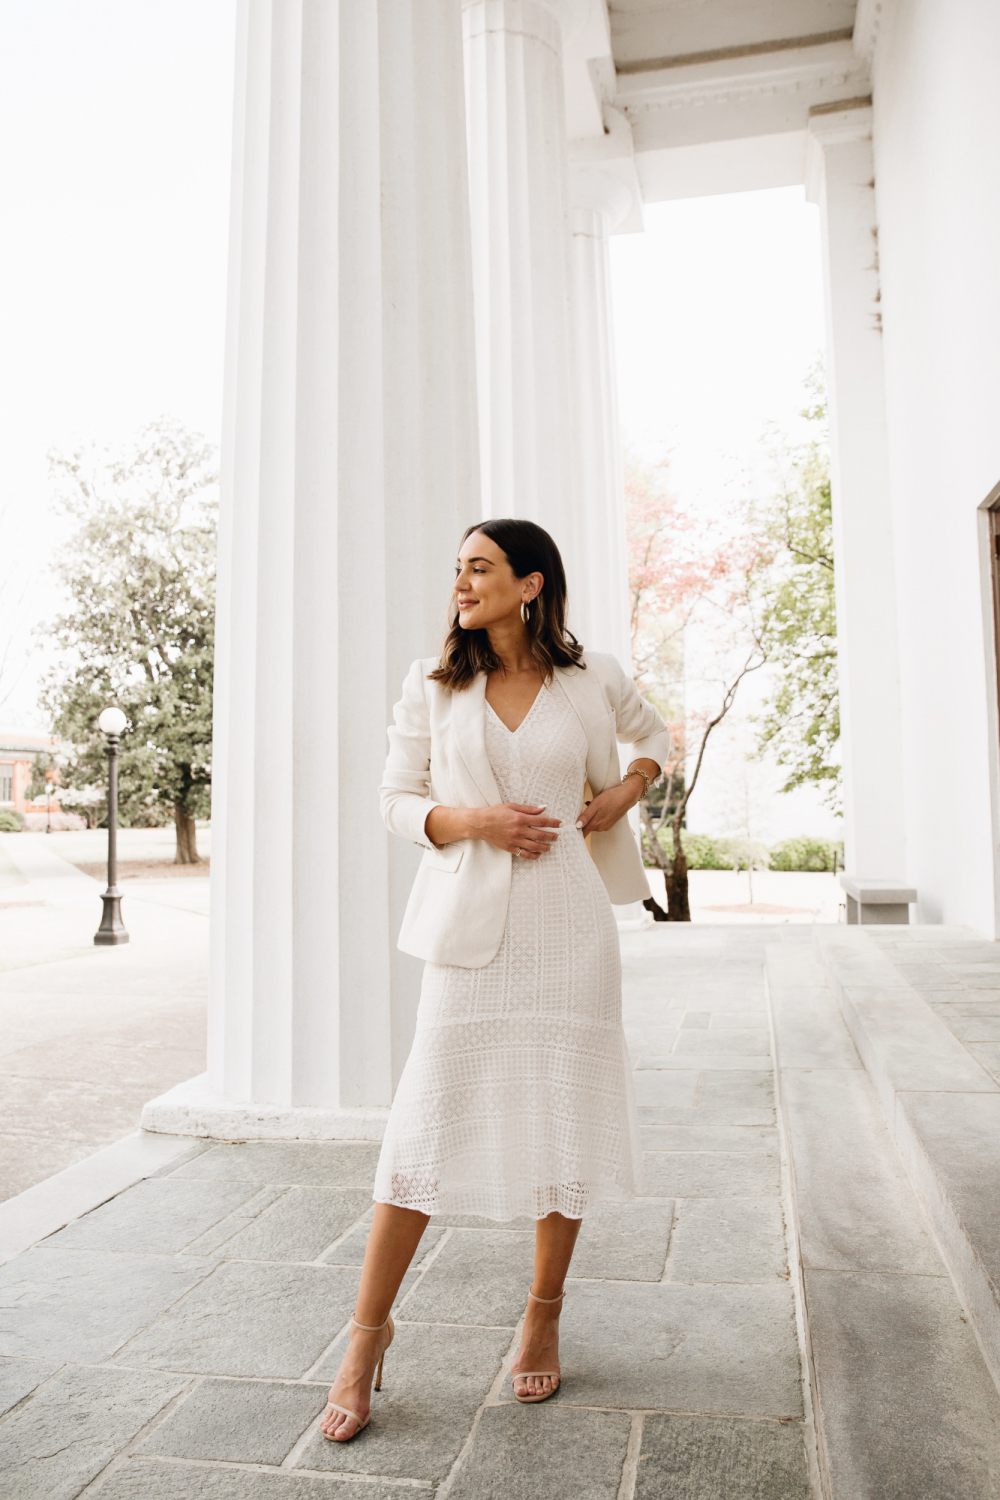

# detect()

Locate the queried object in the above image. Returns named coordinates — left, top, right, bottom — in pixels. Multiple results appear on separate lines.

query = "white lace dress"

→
left=373, top=680, right=643, bottom=1221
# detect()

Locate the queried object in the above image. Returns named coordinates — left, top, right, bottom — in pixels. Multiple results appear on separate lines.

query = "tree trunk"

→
left=664, top=818, right=691, bottom=921
left=643, top=895, right=669, bottom=922
left=174, top=806, right=201, bottom=865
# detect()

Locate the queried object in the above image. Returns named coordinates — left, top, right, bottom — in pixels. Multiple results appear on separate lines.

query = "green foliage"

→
left=769, top=835, right=842, bottom=872
left=650, top=827, right=843, bottom=874
left=651, top=830, right=772, bottom=872
left=679, top=832, right=727, bottom=870
left=39, top=420, right=217, bottom=831
left=0, top=808, right=24, bottom=831
left=755, top=368, right=840, bottom=810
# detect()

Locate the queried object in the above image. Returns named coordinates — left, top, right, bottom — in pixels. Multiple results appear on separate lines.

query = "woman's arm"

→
left=381, top=664, right=561, bottom=859
left=379, top=661, right=441, bottom=849
left=577, top=758, right=660, bottom=836
left=426, top=803, right=560, bottom=860
left=611, top=659, right=672, bottom=770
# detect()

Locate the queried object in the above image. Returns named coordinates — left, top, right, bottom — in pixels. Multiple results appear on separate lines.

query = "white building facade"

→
left=144, top=0, right=1000, bottom=1138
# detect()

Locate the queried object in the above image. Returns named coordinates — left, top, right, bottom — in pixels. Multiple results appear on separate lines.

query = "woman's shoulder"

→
left=400, top=656, right=441, bottom=682
left=575, top=651, right=628, bottom=684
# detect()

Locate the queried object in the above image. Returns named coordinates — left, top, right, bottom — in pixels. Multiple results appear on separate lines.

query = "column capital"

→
left=805, top=101, right=874, bottom=203
left=568, top=107, right=643, bottom=233
left=569, top=164, right=633, bottom=231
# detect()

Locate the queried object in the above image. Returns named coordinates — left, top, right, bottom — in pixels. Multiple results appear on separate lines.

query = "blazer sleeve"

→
left=610, top=658, right=672, bottom=770
left=379, top=659, right=441, bottom=849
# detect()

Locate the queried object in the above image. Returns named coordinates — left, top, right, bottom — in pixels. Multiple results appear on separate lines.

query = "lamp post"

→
left=94, top=706, right=129, bottom=947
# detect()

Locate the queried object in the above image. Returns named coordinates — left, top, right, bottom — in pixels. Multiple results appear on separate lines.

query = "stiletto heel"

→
left=511, top=1288, right=565, bottom=1404
left=322, top=1313, right=394, bottom=1440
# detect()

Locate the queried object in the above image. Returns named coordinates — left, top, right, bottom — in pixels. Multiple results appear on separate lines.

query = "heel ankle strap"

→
left=528, top=1289, right=566, bottom=1305
left=350, top=1314, right=391, bottom=1332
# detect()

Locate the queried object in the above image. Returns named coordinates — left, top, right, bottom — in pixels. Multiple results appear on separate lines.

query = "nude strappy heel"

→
left=511, top=1289, right=565, bottom=1404
left=321, top=1313, right=394, bottom=1440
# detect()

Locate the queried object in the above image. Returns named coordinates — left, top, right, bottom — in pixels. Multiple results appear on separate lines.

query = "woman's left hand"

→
left=576, top=781, right=639, bottom=836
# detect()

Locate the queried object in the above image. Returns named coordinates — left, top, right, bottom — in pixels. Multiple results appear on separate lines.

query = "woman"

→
left=321, top=519, right=670, bottom=1441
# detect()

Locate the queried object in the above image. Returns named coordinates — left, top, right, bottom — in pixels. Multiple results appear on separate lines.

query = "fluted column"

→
left=143, top=0, right=480, bottom=1139
left=568, top=165, right=633, bottom=668
left=462, top=0, right=586, bottom=612
left=807, top=106, right=907, bottom=877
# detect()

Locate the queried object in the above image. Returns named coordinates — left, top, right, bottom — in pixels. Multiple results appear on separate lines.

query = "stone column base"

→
left=141, top=1074, right=390, bottom=1142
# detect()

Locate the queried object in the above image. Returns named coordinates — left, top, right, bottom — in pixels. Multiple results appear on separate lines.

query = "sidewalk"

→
left=4, top=893, right=1000, bottom=1496
left=0, top=926, right=816, bottom=1500
left=0, top=833, right=207, bottom=1202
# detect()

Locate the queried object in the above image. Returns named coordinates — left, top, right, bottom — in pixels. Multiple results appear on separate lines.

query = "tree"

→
left=754, top=374, right=840, bottom=809
left=40, top=420, right=217, bottom=863
left=625, top=458, right=773, bottom=920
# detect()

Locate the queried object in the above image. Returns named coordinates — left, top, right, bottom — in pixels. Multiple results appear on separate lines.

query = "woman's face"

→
left=454, top=530, right=542, bottom=632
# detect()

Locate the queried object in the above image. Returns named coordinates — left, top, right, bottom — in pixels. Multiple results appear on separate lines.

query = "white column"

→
left=807, top=106, right=907, bottom=877
left=568, top=165, right=633, bottom=668
left=462, top=0, right=587, bottom=612
left=143, top=0, right=479, bottom=1140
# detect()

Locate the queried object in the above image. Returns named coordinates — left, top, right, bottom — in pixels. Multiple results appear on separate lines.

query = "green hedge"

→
left=680, top=832, right=728, bottom=869
left=648, top=828, right=844, bottom=872
left=769, top=836, right=841, bottom=872
left=0, top=808, right=25, bottom=832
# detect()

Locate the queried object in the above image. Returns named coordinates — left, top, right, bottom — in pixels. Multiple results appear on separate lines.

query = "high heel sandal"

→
left=511, top=1289, right=564, bottom=1404
left=321, top=1313, right=394, bottom=1440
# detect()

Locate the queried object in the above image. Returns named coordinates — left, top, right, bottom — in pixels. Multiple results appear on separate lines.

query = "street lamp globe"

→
left=98, top=706, right=127, bottom=737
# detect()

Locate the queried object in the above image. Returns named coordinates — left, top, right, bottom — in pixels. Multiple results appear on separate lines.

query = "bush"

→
left=769, top=835, right=842, bottom=872
left=0, top=808, right=25, bottom=831
left=680, top=832, right=729, bottom=870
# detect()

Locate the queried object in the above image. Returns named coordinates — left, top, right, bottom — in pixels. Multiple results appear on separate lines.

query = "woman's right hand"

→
left=425, top=802, right=561, bottom=858
left=473, top=803, right=561, bottom=859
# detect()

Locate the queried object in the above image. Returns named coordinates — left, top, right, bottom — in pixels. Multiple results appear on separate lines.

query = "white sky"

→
left=0, top=0, right=235, bottom=726
left=0, top=4, right=839, bottom=838
left=609, top=187, right=827, bottom=496
left=607, top=189, right=840, bottom=840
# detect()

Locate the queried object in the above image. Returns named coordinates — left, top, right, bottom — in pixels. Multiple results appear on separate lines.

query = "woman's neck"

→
left=487, top=618, right=537, bottom=676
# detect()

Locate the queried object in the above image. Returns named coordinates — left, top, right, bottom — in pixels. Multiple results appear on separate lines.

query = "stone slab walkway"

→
left=0, top=926, right=817, bottom=1500
left=770, top=940, right=1000, bottom=1498
left=0, top=833, right=207, bottom=1202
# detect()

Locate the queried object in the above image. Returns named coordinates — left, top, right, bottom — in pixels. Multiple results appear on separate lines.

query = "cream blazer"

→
left=380, top=652, right=671, bottom=968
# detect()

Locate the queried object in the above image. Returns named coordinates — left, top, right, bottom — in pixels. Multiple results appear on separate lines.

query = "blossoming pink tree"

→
left=626, top=458, right=773, bottom=920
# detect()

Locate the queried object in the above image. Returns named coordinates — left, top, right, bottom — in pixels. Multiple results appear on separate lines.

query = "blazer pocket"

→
left=423, top=843, right=465, bottom=874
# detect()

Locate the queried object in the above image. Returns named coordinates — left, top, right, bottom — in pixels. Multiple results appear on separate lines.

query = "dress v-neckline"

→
left=485, top=684, right=547, bottom=735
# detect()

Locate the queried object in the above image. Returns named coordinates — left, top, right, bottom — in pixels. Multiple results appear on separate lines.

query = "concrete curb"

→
left=815, top=926, right=1000, bottom=1391
left=0, top=1130, right=199, bottom=1265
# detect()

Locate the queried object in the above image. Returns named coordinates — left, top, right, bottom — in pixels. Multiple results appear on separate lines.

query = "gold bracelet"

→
left=621, top=767, right=651, bottom=801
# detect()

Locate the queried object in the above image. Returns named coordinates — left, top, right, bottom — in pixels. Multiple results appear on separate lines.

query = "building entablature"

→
left=562, top=1, right=873, bottom=207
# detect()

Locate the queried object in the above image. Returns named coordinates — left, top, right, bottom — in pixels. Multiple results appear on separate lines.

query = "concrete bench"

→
left=840, top=875, right=917, bottom=925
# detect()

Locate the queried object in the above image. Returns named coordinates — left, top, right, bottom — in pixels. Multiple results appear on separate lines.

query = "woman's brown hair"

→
left=428, top=518, right=585, bottom=691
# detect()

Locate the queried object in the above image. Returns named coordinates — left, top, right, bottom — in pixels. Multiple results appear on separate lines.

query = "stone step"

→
left=813, top=926, right=1000, bottom=1393
left=767, top=942, right=1000, bottom=1498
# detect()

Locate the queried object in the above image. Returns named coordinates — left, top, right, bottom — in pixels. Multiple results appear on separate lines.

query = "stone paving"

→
left=0, top=925, right=817, bottom=1500
left=864, top=924, right=1000, bottom=1083
left=0, top=832, right=207, bottom=1201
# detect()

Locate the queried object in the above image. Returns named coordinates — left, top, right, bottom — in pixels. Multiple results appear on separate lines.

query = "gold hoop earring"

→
left=520, top=601, right=530, bottom=625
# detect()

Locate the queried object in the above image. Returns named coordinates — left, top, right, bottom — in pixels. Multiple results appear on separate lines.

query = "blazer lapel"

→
left=450, top=674, right=502, bottom=807
left=556, top=664, right=616, bottom=791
